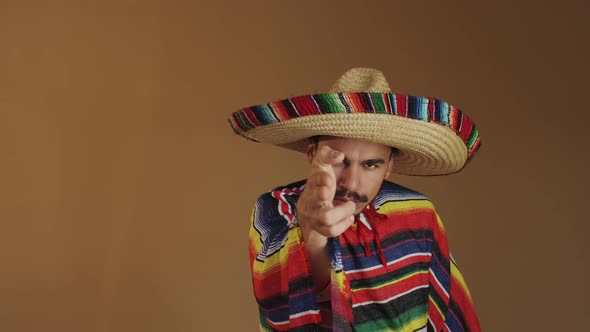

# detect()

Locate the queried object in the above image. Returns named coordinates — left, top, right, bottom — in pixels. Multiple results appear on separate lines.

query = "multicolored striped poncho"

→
left=249, top=180, right=481, bottom=331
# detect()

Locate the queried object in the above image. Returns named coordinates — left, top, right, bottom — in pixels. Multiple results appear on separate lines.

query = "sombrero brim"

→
left=229, top=92, right=481, bottom=176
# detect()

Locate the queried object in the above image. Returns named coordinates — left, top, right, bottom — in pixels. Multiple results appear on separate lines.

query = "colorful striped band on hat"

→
left=229, top=92, right=481, bottom=159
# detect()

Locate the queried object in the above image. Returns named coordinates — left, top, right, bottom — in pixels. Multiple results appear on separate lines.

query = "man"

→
left=229, top=68, right=482, bottom=331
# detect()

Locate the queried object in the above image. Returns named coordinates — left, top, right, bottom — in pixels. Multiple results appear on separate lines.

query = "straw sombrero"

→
left=228, top=68, right=481, bottom=176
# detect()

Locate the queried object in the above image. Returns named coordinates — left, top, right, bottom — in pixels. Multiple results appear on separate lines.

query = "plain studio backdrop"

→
left=1, top=1, right=588, bottom=331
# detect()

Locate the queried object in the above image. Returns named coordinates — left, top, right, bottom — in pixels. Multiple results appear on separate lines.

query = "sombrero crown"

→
left=229, top=68, right=481, bottom=176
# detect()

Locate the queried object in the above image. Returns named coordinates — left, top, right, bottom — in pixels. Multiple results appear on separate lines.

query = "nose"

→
left=337, top=164, right=360, bottom=192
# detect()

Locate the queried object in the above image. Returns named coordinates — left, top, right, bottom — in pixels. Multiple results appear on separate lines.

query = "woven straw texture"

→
left=229, top=68, right=481, bottom=176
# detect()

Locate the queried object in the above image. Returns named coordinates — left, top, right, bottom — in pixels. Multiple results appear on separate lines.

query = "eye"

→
left=363, top=161, right=380, bottom=169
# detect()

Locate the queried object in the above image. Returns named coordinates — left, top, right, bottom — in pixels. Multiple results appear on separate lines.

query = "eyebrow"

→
left=362, top=159, right=386, bottom=165
left=342, top=157, right=386, bottom=165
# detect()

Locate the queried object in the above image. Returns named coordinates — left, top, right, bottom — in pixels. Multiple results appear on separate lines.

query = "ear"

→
left=384, top=156, right=394, bottom=178
left=306, top=144, right=315, bottom=164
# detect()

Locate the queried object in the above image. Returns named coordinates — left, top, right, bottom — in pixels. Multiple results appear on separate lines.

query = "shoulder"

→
left=256, top=179, right=306, bottom=203
left=374, top=180, right=430, bottom=203
left=254, top=179, right=306, bottom=217
left=373, top=180, right=437, bottom=213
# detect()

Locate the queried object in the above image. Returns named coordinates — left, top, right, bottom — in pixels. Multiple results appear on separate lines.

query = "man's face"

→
left=308, top=137, right=394, bottom=215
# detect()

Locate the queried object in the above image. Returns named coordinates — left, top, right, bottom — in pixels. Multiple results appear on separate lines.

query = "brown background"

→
left=1, top=1, right=588, bottom=331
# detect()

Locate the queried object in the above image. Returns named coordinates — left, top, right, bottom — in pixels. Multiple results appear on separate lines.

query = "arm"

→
left=295, top=145, right=355, bottom=291
left=445, top=255, right=481, bottom=331
left=427, top=211, right=481, bottom=332
left=249, top=145, right=356, bottom=330
left=248, top=185, right=321, bottom=331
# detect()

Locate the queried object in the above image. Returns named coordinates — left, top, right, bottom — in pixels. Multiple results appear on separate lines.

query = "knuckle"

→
left=309, top=172, right=333, bottom=188
left=322, top=173, right=335, bottom=186
left=309, top=172, right=323, bottom=183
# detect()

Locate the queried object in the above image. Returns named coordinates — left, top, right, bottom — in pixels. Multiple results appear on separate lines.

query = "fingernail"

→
left=331, top=151, right=340, bottom=158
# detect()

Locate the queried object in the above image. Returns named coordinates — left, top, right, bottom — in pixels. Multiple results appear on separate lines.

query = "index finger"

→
left=312, top=145, right=344, bottom=170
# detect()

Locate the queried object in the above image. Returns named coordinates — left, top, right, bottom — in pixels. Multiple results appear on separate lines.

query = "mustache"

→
left=334, top=189, right=368, bottom=203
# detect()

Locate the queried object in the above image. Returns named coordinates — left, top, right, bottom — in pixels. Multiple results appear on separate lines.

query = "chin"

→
left=354, top=205, right=367, bottom=215
left=352, top=202, right=368, bottom=215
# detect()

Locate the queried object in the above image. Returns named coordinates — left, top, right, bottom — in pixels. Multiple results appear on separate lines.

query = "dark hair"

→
left=310, top=135, right=322, bottom=150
